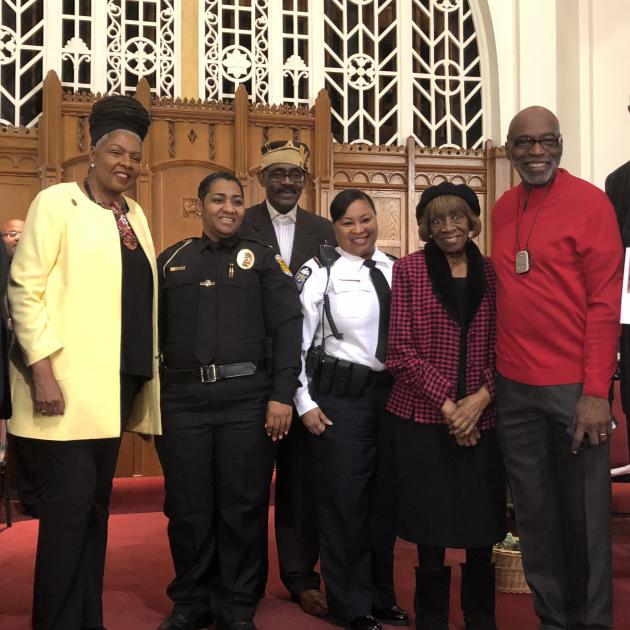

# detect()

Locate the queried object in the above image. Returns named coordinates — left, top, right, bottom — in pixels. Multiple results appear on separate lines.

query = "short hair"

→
left=198, top=171, right=244, bottom=201
left=418, top=194, right=482, bottom=242
left=330, top=189, right=376, bottom=223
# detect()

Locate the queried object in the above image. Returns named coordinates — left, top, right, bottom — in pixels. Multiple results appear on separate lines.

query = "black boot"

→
left=413, top=566, right=450, bottom=630
left=460, top=563, right=498, bottom=629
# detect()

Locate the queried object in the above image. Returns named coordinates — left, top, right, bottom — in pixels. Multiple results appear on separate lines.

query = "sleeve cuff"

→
left=294, top=390, right=317, bottom=417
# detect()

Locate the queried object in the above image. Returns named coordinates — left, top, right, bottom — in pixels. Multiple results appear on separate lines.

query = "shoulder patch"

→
left=275, top=254, right=293, bottom=276
left=294, top=265, right=312, bottom=293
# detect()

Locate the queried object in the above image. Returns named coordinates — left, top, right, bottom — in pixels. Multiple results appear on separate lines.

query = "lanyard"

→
left=513, top=185, right=552, bottom=255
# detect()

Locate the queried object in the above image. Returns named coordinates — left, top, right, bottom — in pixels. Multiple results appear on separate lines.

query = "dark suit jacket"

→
left=606, top=161, right=630, bottom=413
left=606, top=160, right=630, bottom=246
left=240, top=201, right=336, bottom=274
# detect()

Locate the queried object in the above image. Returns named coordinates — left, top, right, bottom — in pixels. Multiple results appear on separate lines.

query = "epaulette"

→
left=161, top=238, right=195, bottom=278
left=385, top=252, right=399, bottom=261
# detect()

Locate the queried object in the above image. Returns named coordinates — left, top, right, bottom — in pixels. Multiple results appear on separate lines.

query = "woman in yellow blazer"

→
left=7, top=95, right=161, bottom=630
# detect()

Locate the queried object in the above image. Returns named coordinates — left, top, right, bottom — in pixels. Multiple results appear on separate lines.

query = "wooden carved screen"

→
left=0, top=72, right=512, bottom=477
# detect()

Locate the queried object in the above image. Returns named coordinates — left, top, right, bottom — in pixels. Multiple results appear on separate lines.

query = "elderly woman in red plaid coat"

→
left=386, top=182, right=506, bottom=630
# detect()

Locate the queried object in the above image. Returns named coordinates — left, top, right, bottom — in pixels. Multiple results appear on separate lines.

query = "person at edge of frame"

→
left=605, top=103, right=630, bottom=456
left=7, top=94, right=161, bottom=630
left=155, top=171, right=303, bottom=630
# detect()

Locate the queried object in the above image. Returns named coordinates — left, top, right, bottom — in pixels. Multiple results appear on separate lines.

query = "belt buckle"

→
left=200, top=364, right=217, bottom=383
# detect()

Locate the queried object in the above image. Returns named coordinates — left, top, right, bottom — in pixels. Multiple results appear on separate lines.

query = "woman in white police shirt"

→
left=294, top=189, right=409, bottom=630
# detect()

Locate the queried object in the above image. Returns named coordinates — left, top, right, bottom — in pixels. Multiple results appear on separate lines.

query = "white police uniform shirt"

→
left=293, top=246, right=394, bottom=416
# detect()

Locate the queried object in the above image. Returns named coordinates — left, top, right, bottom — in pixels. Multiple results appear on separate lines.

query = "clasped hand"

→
left=441, top=386, right=491, bottom=447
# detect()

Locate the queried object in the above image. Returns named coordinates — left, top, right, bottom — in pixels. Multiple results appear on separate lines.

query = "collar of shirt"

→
left=336, top=246, right=390, bottom=271
left=198, top=232, right=241, bottom=252
left=266, top=200, right=297, bottom=224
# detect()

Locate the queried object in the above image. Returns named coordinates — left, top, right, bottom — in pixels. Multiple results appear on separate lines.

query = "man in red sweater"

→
left=492, top=106, right=622, bottom=630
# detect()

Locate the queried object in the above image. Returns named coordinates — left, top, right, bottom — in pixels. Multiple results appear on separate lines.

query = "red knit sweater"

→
left=491, top=168, right=623, bottom=398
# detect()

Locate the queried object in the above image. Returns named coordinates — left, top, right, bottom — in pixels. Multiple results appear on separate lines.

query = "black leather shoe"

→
left=373, top=605, right=410, bottom=626
left=345, top=615, right=382, bottom=630
left=157, top=611, right=213, bottom=630
left=216, top=621, right=257, bottom=630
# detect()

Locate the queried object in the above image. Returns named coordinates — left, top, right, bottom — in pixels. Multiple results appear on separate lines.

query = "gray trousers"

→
left=496, top=375, right=612, bottom=630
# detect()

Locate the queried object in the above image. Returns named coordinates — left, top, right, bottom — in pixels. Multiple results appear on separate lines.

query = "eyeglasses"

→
left=266, top=169, right=306, bottom=183
left=509, top=134, right=562, bottom=150
left=1, top=231, right=22, bottom=238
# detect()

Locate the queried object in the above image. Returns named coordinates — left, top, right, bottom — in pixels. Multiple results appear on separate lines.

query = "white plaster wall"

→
left=483, top=0, right=630, bottom=187
left=590, top=0, right=630, bottom=187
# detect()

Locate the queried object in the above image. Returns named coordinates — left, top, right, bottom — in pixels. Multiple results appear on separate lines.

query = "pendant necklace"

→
left=513, top=185, right=552, bottom=274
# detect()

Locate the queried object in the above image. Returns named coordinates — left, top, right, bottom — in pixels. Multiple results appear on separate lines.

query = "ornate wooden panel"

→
left=0, top=71, right=512, bottom=476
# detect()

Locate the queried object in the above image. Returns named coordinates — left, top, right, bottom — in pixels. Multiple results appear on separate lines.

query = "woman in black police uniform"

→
left=294, top=189, right=409, bottom=630
left=155, top=172, right=303, bottom=630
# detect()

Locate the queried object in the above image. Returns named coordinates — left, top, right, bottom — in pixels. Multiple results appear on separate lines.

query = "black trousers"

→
left=155, top=381, right=277, bottom=624
left=496, top=375, right=612, bottom=630
left=29, top=374, right=143, bottom=630
left=274, top=408, right=320, bottom=596
left=310, top=382, right=397, bottom=620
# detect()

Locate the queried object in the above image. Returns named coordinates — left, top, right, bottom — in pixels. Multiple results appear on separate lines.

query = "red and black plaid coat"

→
left=385, top=241, right=496, bottom=430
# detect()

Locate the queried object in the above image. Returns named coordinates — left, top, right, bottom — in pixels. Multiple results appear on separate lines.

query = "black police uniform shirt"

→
left=158, top=233, right=303, bottom=405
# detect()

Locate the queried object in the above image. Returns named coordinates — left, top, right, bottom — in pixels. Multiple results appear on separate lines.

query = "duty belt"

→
left=160, top=360, right=260, bottom=384
left=310, top=353, right=393, bottom=397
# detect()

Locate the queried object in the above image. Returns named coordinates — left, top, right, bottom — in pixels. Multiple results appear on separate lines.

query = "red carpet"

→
left=2, top=479, right=630, bottom=629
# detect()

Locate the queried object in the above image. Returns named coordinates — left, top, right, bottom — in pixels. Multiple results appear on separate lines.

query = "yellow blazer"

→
left=7, top=182, right=161, bottom=440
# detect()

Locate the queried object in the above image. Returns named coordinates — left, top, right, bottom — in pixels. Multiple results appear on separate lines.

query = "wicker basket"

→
left=492, top=546, right=530, bottom=593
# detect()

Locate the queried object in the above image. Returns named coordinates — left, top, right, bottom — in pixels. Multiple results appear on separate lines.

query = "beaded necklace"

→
left=83, top=178, right=138, bottom=250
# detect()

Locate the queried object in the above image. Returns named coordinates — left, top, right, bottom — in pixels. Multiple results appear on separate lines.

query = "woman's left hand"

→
left=448, top=386, right=491, bottom=437
left=265, top=400, right=293, bottom=441
left=455, top=427, right=481, bottom=447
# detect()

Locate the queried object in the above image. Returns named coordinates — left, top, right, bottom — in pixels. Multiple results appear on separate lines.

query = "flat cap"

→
left=260, top=140, right=310, bottom=171
left=416, top=181, right=481, bottom=223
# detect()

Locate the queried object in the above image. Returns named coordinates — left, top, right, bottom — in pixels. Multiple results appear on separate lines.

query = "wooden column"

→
left=406, top=135, right=416, bottom=254
left=134, top=78, right=153, bottom=225
left=38, top=71, right=63, bottom=189
left=234, top=85, right=249, bottom=200
left=313, top=88, right=332, bottom=217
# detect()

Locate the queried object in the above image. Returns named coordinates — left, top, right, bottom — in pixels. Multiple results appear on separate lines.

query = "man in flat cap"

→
left=240, top=140, right=334, bottom=616
left=492, top=106, right=622, bottom=629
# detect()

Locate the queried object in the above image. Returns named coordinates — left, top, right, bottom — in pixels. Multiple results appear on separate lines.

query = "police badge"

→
left=236, top=248, right=255, bottom=270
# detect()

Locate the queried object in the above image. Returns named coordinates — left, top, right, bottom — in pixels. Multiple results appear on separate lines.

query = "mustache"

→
left=277, top=186, right=297, bottom=194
